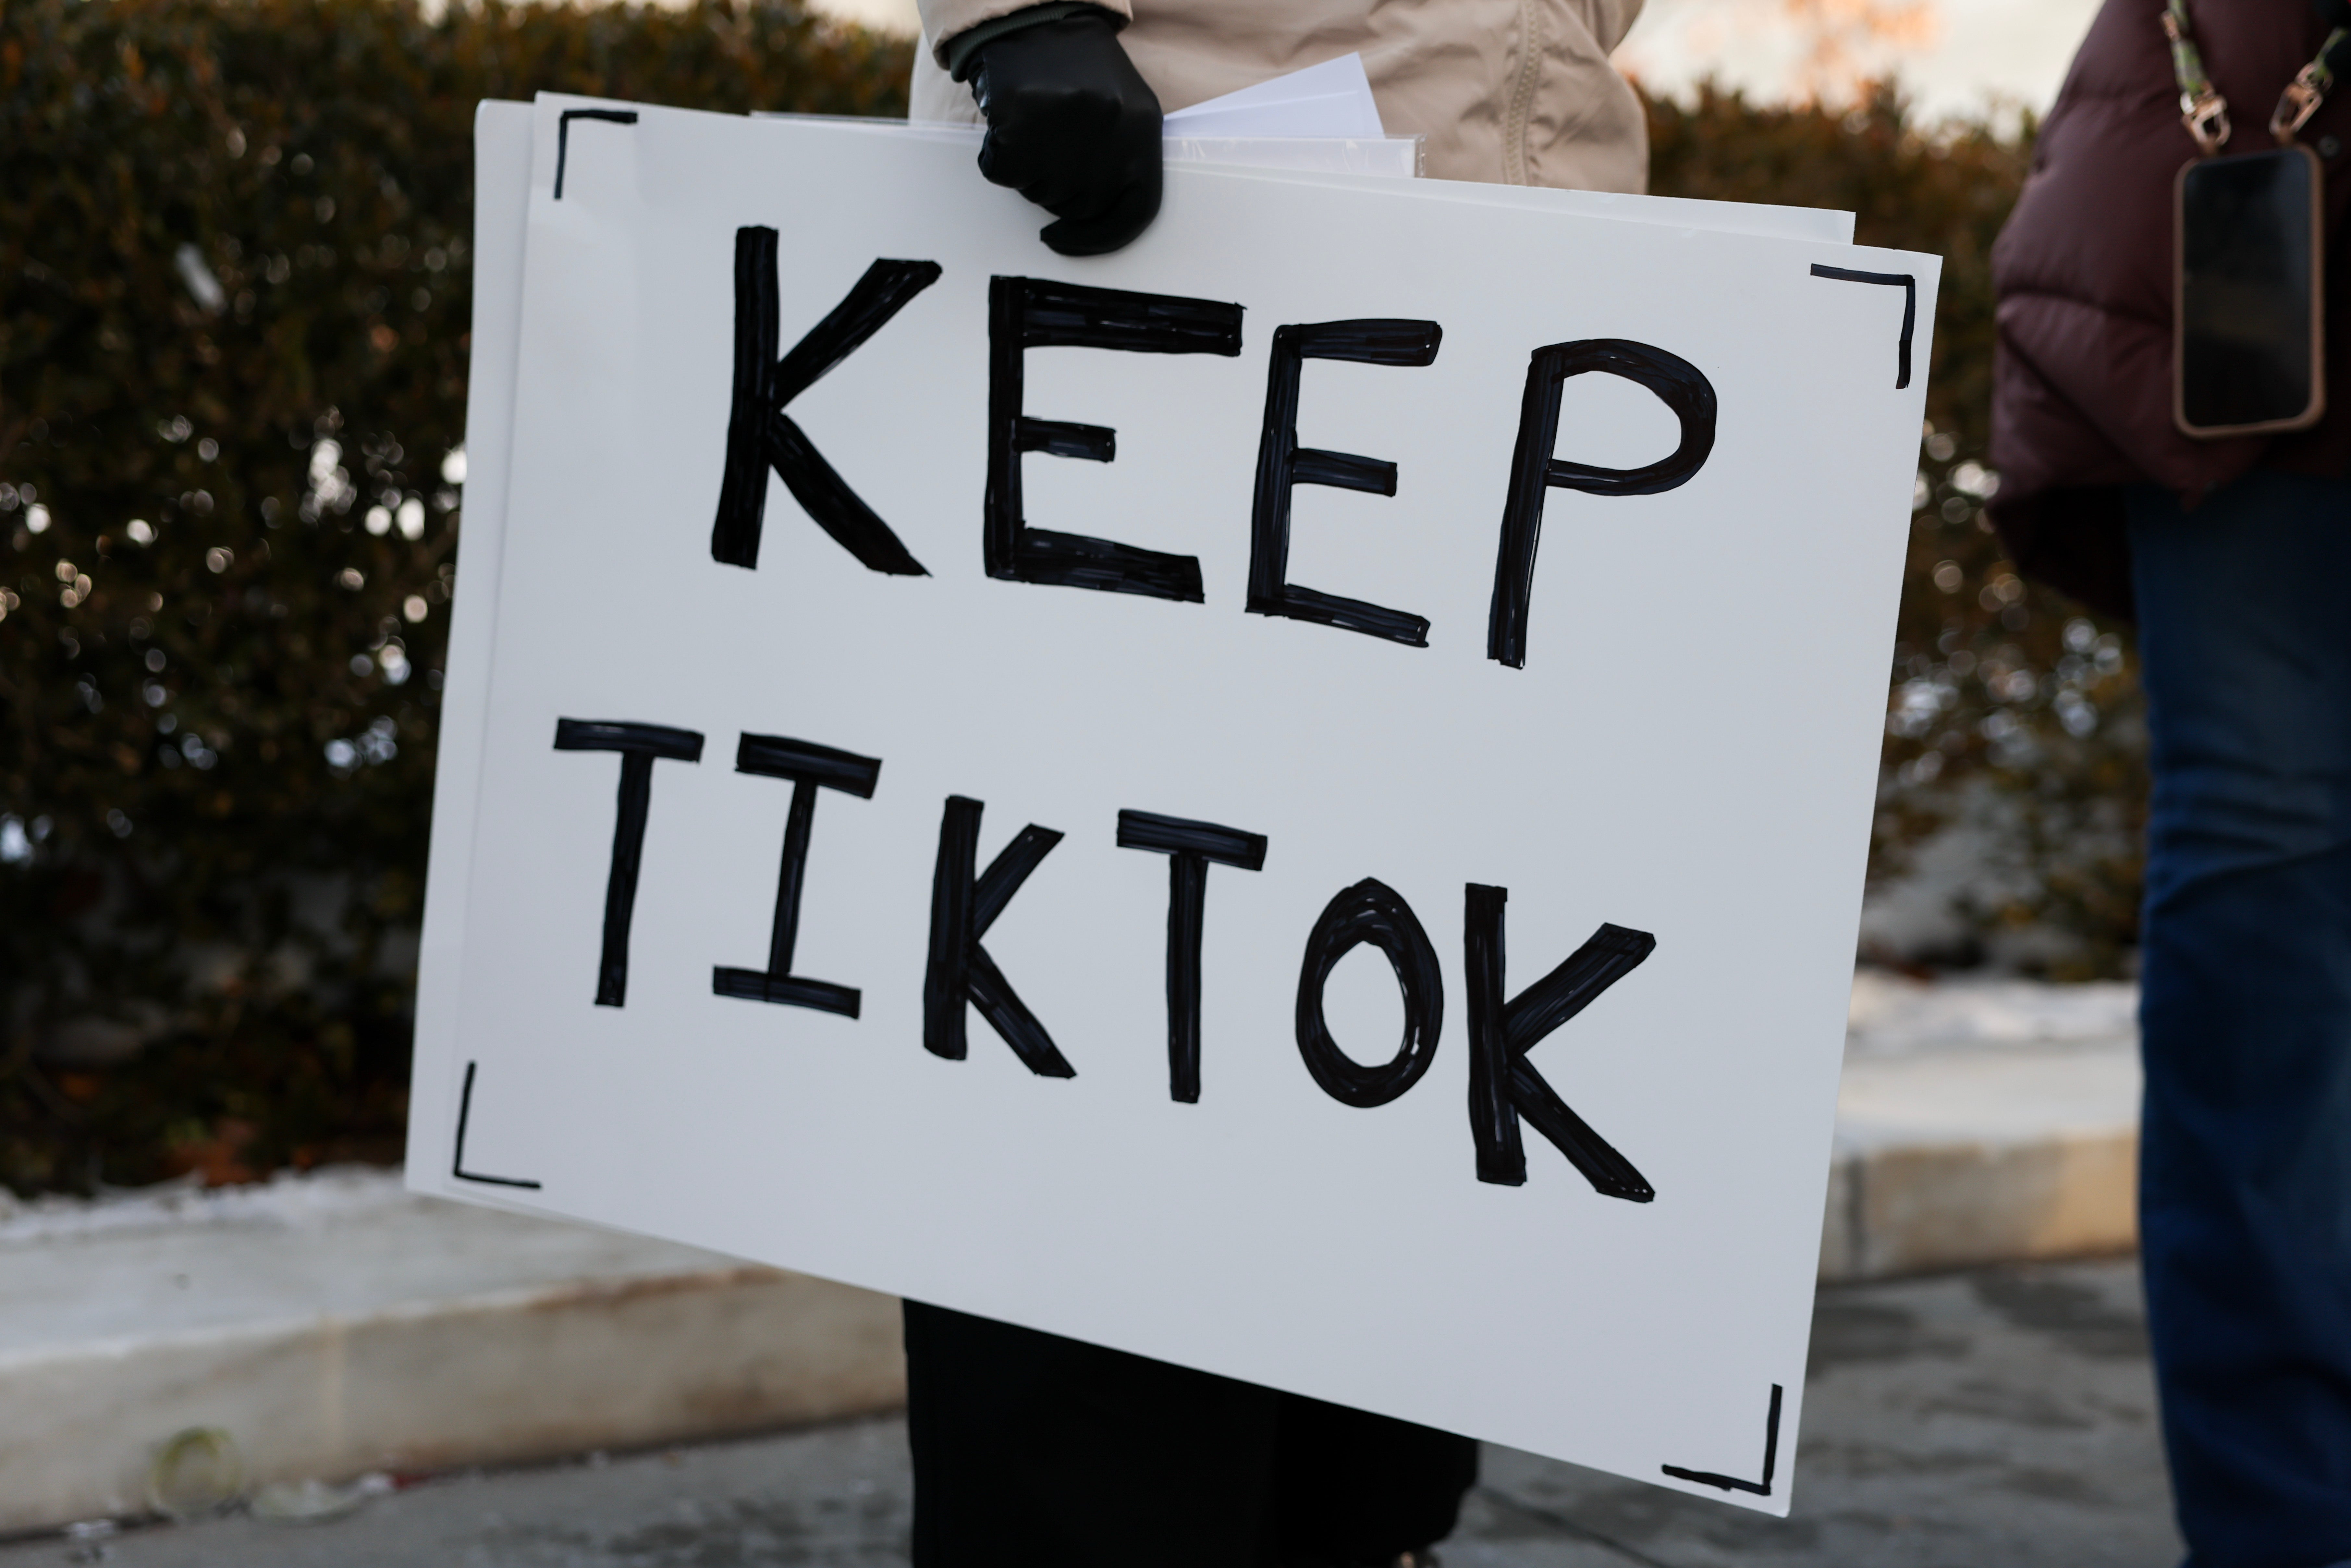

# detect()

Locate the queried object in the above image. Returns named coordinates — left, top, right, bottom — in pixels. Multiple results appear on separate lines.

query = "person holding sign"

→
left=1992, top=1, right=2351, bottom=1562
left=910, top=0, right=1650, bottom=252
left=894, top=2, right=1649, bottom=1560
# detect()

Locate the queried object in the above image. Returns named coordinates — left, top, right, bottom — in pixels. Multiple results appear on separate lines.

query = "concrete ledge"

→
left=0, top=975, right=2147, bottom=1535
left=0, top=1176, right=902, bottom=1534
left=1821, top=979, right=2140, bottom=1280
left=1820, top=1120, right=2137, bottom=1280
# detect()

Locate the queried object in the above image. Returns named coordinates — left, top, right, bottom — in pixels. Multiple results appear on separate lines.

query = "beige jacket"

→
left=910, top=0, right=1649, bottom=194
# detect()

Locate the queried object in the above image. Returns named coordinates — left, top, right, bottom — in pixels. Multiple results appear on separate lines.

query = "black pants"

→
left=905, top=1301, right=1479, bottom=1568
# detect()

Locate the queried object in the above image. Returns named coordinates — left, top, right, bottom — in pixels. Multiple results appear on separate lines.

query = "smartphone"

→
left=2174, top=144, right=2325, bottom=438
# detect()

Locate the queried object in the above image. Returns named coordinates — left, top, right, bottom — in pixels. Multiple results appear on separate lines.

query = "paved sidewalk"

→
left=1, top=1257, right=2180, bottom=1568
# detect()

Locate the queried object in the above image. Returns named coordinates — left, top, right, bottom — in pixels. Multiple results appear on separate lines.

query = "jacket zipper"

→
left=1505, top=0, right=1544, bottom=186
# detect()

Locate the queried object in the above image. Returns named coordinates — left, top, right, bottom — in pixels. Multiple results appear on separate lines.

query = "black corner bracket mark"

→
left=713, top=229, right=941, bottom=575
left=553, top=109, right=637, bottom=201
left=1809, top=264, right=1917, bottom=389
left=452, top=1061, right=543, bottom=1189
left=555, top=718, right=706, bottom=1007
left=1663, top=1384, right=1784, bottom=1497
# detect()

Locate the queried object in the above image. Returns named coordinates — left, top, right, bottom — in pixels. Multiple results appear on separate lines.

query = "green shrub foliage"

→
left=1, top=25, right=2135, bottom=1194
left=1651, top=87, right=2145, bottom=980
left=1, top=0, right=912, bottom=1194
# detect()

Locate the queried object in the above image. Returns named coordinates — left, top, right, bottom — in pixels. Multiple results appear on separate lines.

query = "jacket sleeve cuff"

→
left=920, top=0, right=1129, bottom=72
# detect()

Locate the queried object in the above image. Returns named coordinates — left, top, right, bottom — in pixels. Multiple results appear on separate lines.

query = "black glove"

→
left=962, top=10, right=1164, bottom=256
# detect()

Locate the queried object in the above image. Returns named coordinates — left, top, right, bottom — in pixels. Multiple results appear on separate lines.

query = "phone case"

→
left=2173, top=142, right=2327, bottom=439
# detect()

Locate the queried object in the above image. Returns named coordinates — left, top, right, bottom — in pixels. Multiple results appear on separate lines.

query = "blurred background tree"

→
left=1, top=0, right=912, bottom=1194
left=1652, top=84, right=2146, bottom=981
left=0, top=5, right=2137, bottom=1195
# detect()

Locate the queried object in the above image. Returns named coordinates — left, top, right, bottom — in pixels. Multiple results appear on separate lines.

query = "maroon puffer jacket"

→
left=1988, top=0, right=2351, bottom=618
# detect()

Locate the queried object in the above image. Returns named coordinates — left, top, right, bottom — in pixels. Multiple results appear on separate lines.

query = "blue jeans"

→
left=2128, top=469, right=2351, bottom=1568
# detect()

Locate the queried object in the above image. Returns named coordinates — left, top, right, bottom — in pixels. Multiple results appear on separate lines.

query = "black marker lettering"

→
left=713, top=228, right=940, bottom=574
left=1487, top=339, right=1716, bottom=669
left=1463, top=884, right=1655, bottom=1199
left=986, top=276, right=1244, bottom=603
left=554, top=719, right=704, bottom=1008
left=1295, top=878, right=1444, bottom=1108
left=713, top=733, right=882, bottom=1017
left=924, top=796, right=1074, bottom=1077
left=1248, top=319, right=1442, bottom=647
left=1116, top=809, right=1268, bottom=1102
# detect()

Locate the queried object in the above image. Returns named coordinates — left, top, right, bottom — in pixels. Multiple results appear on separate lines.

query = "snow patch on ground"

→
left=0, top=1163, right=409, bottom=1244
left=1848, top=969, right=2137, bottom=1059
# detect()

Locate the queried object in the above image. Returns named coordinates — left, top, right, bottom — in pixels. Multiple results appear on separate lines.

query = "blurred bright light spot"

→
left=337, top=568, right=364, bottom=590
left=807, top=0, right=916, bottom=33
left=1950, top=460, right=1999, bottom=497
left=206, top=547, right=234, bottom=573
left=25, top=504, right=50, bottom=534
left=396, top=497, right=425, bottom=540
left=1618, top=0, right=2104, bottom=122
left=0, top=816, right=30, bottom=865
left=174, top=244, right=226, bottom=314
left=1900, top=750, right=1945, bottom=785
left=127, top=519, right=155, bottom=545
left=403, top=595, right=429, bottom=623
left=359, top=717, right=399, bottom=764
left=365, top=506, right=392, bottom=536
left=440, top=446, right=467, bottom=485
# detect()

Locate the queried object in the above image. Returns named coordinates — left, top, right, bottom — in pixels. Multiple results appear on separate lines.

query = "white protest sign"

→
left=411, top=95, right=1937, bottom=1515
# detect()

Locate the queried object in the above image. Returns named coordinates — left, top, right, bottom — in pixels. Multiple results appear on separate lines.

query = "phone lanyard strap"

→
left=2162, top=0, right=2351, bottom=155
left=2162, top=0, right=2233, bottom=153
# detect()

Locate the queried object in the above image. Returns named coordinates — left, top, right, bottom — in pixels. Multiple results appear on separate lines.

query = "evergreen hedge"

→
left=1, top=0, right=912, bottom=1192
left=0, top=6, right=2133, bottom=1194
left=1651, top=89, right=2146, bottom=978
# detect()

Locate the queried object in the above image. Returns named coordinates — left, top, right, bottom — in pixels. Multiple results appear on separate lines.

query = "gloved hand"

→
left=962, top=10, right=1164, bottom=256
